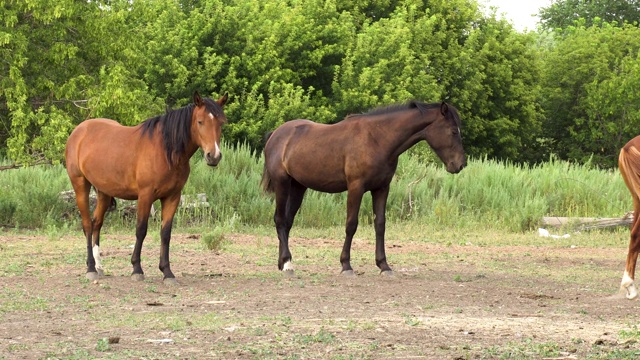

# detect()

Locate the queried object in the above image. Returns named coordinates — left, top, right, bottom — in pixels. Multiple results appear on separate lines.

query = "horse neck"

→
left=184, top=141, right=200, bottom=161
left=166, top=124, right=199, bottom=169
left=370, top=109, right=434, bottom=159
left=181, top=123, right=201, bottom=165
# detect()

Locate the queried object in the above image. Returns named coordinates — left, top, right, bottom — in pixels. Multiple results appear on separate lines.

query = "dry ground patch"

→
left=1, top=230, right=640, bottom=359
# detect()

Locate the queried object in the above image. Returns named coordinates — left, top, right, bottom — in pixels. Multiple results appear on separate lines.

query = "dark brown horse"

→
left=618, top=136, right=640, bottom=298
left=261, top=101, right=466, bottom=276
left=65, top=92, right=228, bottom=284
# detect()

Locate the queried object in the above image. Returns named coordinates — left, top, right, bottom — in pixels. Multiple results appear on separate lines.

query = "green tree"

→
left=197, top=0, right=354, bottom=148
left=539, top=0, right=640, bottom=29
left=332, top=4, right=443, bottom=117
left=451, top=17, right=544, bottom=162
left=1, top=0, right=162, bottom=164
left=332, top=0, right=543, bottom=162
left=540, top=21, right=640, bottom=167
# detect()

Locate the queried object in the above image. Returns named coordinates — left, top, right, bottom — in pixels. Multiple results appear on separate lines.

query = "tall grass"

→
left=0, top=144, right=631, bottom=232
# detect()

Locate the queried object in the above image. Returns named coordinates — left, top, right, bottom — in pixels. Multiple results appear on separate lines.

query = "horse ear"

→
left=217, top=92, right=229, bottom=107
left=193, top=91, right=203, bottom=106
left=440, top=102, right=449, bottom=116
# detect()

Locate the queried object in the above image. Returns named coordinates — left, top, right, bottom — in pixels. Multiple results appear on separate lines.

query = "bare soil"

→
left=1, top=233, right=640, bottom=359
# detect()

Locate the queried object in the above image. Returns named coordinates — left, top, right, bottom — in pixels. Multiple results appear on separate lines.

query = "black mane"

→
left=348, top=101, right=460, bottom=127
left=140, top=98, right=224, bottom=165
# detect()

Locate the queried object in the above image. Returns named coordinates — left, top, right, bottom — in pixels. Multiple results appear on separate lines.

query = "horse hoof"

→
left=131, top=273, right=145, bottom=282
left=627, top=290, right=638, bottom=300
left=86, top=272, right=99, bottom=281
left=163, top=277, right=178, bottom=286
left=380, top=270, right=394, bottom=277
left=97, top=269, right=104, bottom=278
left=341, top=270, right=355, bottom=277
left=283, top=269, right=295, bottom=278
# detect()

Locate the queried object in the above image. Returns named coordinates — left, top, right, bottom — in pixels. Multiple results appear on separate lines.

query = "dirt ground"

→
left=1, top=232, right=640, bottom=359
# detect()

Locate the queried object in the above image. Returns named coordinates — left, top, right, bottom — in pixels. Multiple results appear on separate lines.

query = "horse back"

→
left=66, top=118, right=145, bottom=167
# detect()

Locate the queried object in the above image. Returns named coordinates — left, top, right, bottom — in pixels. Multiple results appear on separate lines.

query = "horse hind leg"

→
left=622, top=215, right=640, bottom=299
left=273, top=176, right=295, bottom=276
left=619, top=146, right=640, bottom=299
left=280, top=182, right=306, bottom=276
left=621, top=194, right=640, bottom=299
left=91, top=191, right=113, bottom=278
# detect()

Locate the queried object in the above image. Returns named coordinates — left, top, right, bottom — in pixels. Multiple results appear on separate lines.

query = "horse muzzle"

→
left=205, top=151, right=222, bottom=167
left=447, top=160, right=466, bottom=174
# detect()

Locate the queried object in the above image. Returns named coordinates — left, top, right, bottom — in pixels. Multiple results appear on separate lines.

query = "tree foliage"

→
left=539, top=0, right=640, bottom=29
left=2, top=0, right=639, bottom=168
left=539, top=21, right=640, bottom=167
left=0, top=0, right=163, bottom=164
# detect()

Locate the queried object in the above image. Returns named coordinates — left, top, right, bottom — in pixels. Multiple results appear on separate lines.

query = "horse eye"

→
left=198, top=120, right=203, bottom=125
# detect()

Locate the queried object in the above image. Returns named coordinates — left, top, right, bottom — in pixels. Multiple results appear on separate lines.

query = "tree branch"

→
left=0, top=159, right=53, bottom=171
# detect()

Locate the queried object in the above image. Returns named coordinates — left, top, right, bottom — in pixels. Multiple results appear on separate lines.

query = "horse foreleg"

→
left=340, top=187, right=364, bottom=276
left=88, top=191, right=113, bottom=277
left=622, top=216, right=640, bottom=299
left=131, top=197, right=153, bottom=281
left=68, top=176, right=97, bottom=280
left=159, top=195, right=180, bottom=285
left=372, top=186, right=392, bottom=275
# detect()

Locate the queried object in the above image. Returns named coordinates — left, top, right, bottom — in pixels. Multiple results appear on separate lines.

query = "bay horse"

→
left=65, top=91, right=228, bottom=285
left=618, top=135, right=640, bottom=298
left=261, top=101, right=466, bottom=276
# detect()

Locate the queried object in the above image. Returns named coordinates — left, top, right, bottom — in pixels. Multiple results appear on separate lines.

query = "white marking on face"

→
left=208, top=112, right=214, bottom=120
left=93, top=245, right=103, bottom=271
left=214, top=142, right=221, bottom=157
left=282, top=261, right=293, bottom=271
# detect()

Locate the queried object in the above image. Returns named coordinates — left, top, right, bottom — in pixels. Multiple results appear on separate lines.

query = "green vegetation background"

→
left=0, top=143, right=629, bottom=233
left=3, top=0, right=640, bottom=168
left=2, top=0, right=639, bottom=233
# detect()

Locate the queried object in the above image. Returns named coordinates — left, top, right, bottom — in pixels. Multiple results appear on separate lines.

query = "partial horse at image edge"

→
left=618, top=136, right=640, bottom=299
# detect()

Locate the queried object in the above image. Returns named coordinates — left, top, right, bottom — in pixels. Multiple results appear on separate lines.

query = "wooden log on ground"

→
left=542, top=212, right=633, bottom=230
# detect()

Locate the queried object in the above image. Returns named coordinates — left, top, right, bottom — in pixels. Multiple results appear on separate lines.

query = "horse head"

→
left=424, top=102, right=466, bottom=174
left=191, top=91, right=228, bottom=166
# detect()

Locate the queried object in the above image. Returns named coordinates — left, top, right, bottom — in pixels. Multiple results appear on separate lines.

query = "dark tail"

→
left=90, top=186, right=118, bottom=211
left=261, top=131, right=275, bottom=194
left=109, top=197, right=117, bottom=211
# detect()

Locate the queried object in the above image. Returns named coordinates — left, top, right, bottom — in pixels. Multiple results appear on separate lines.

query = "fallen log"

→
left=60, top=190, right=210, bottom=219
left=542, top=212, right=633, bottom=230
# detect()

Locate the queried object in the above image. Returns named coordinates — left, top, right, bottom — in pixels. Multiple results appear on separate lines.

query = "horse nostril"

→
left=205, top=151, right=222, bottom=166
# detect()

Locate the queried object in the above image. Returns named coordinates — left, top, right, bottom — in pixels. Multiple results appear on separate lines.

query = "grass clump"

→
left=0, top=143, right=631, bottom=233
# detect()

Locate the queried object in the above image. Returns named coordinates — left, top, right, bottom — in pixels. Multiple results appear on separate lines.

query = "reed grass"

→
left=0, top=144, right=630, bottom=233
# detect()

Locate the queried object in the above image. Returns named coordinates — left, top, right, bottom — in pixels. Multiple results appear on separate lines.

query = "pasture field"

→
left=1, top=225, right=640, bottom=359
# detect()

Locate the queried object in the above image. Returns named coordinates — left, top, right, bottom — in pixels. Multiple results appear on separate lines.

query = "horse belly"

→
left=289, top=165, right=348, bottom=193
left=81, top=158, right=140, bottom=200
